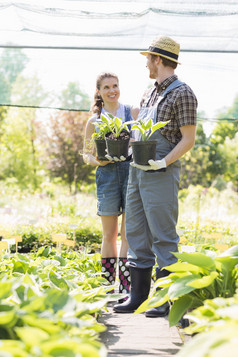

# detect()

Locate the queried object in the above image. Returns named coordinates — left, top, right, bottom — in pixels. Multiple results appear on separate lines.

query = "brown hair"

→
left=150, top=54, right=177, bottom=69
left=91, top=72, right=119, bottom=116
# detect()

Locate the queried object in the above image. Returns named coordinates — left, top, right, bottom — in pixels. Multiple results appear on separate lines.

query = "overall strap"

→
left=160, top=79, right=184, bottom=100
left=124, top=105, right=132, bottom=122
left=124, top=104, right=133, bottom=131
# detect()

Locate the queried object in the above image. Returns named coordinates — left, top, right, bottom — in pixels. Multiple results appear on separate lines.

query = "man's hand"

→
left=130, top=158, right=166, bottom=171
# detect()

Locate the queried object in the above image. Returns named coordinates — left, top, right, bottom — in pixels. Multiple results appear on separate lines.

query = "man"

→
left=113, top=36, right=197, bottom=317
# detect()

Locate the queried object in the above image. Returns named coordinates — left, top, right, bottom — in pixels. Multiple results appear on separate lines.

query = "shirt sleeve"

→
left=173, top=86, right=198, bottom=127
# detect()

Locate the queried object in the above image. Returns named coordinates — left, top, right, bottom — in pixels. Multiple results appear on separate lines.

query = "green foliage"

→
left=178, top=185, right=238, bottom=242
left=92, top=114, right=112, bottom=140
left=136, top=245, right=238, bottom=327
left=0, top=48, right=29, bottom=104
left=221, top=134, right=238, bottom=189
left=44, top=110, right=94, bottom=192
left=180, top=124, right=212, bottom=188
left=11, top=74, right=49, bottom=107
left=184, top=292, right=238, bottom=335
left=178, top=293, right=238, bottom=357
left=99, top=113, right=134, bottom=138
left=0, top=107, right=45, bottom=189
left=59, top=81, right=91, bottom=110
left=10, top=223, right=102, bottom=254
left=131, top=118, right=170, bottom=141
left=0, top=249, right=108, bottom=356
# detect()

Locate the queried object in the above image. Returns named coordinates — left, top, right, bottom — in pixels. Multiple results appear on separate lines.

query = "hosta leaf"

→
left=44, top=289, right=69, bottom=312
left=187, top=271, right=219, bottom=289
left=173, top=252, right=216, bottom=271
left=135, top=287, right=169, bottom=314
left=151, top=120, right=170, bottom=133
left=23, top=316, right=61, bottom=335
left=0, top=340, right=28, bottom=357
left=0, top=281, right=12, bottom=300
left=169, top=295, right=193, bottom=327
left=215, top=256, right=238, bottom=273
left=15, top=326, right=49, bottom=346
left=54, top=255, right=67, bottom=266
left=114, top=116, right=122, bottom=128
left=145, top=119, right=152, bottom=130
left=12, top=260, right=29, bottom=274
left=0, top=307, right=17, bottom=327
left=168, top=275, right=200, bottom=299
left=41, top=340, right=105, bottom=357
left=177, top=322, right=238, bottom=357
left=131, top=124, right=144, bottom=135
left=22, top=296, right=46, bottom=313
left=166, top=262, right=203, bottom=274
left=49, top=270, right=68, bottom=290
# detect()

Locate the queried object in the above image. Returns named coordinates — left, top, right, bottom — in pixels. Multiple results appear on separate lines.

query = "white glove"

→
left=105, top=154, right=126, bottom=162
left=130, top=158, right=166, bottom=171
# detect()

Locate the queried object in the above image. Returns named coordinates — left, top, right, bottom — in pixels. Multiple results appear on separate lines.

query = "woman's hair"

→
left=91, top=72, right=119, bottom=116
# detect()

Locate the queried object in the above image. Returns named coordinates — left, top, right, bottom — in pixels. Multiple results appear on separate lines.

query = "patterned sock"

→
left=101, top=257, right=117, bottom=292
left=118, top=257, right=130, bottom=295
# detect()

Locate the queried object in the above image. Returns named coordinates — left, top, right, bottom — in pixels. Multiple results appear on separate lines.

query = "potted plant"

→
left=92, top=114, right=112, bottom=160
left=104, top=114, right=135, bottom=159
left=130, top=119, right=170, bottom=165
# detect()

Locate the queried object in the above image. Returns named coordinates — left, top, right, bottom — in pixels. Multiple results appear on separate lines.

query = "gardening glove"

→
left=105, top=154, right=126, bottom=162
left=130, top=158, right=166, bottom=171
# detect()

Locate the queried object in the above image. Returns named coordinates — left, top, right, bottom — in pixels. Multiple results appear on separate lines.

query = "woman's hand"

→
left=84, top=153, right=113, bottom=166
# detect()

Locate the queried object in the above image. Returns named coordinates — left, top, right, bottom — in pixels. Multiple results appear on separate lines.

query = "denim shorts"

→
left=96, top=161, right=130, bottom=215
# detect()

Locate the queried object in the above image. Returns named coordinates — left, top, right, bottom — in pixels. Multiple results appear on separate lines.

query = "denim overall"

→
left=96, top=105, right=133, bottom=216
left=126, top=80, right=184, bottom=269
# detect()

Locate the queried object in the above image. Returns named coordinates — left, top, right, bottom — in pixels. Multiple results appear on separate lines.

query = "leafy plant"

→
left=94, top=113, right=134, bottom=139
left=177, top=294, right=238, bottom=356
left=136, top=245, right=238, bottom=327
left=0, top=248, right=108, bottom=356
left=184, top=292, right=238, bottom=335
left=92, top=114, right=111, bottom=140
left=131, top=118, right=170, bottom=141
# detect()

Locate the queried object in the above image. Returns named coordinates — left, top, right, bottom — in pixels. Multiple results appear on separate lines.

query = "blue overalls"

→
left=126, top=80, right=183, bottom=269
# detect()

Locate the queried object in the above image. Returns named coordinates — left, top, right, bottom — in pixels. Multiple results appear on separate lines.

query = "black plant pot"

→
left=131, top=140, right=157, bottom=165
left=105, top=131, right=130, bottom=159
left=94, top=138, right=108, bottom=161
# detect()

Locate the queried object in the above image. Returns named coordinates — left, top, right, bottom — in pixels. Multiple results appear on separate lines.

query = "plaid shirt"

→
left=140, top=75, right=197, bottom=144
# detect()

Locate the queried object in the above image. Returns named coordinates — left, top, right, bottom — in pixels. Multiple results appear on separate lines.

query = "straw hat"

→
left=140, top=36, right=181, bottom=64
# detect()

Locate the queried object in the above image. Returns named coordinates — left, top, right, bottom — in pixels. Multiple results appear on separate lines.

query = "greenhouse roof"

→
left=0, top=0, right=238, bottom=53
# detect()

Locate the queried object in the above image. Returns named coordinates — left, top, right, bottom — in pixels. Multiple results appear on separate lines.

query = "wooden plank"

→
left=215, top=244, right=229, bottom=252
left=64, top=239, right=75, bottom=247
left=0, top=241, right=9, bottom=250
left=0, top=230, right=10, bottom=238
left=203, top=232, right=223, bottom=240
left=11, top=236, right=22, bottom=243
left=52, top=233, right=67, bottom=242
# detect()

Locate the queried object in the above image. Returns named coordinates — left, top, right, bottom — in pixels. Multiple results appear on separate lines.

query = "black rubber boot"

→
left=101, top=257, right=117, bottom=292
left=145, top=268, right=170, bottom=318
left=113, top=266, right=152, bottom=313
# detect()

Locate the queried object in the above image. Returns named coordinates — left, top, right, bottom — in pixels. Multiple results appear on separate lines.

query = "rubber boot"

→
left=118, top=257, right=130, bottom=303
left=101, top=257, right=117, bottom=292
left=113, top=266, right=152, bottom=313
left=145, top=268, right=170, bottom=318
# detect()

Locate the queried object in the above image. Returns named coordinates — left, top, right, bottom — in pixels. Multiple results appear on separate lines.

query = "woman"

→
left=83, top=72, right=138, bottom=299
